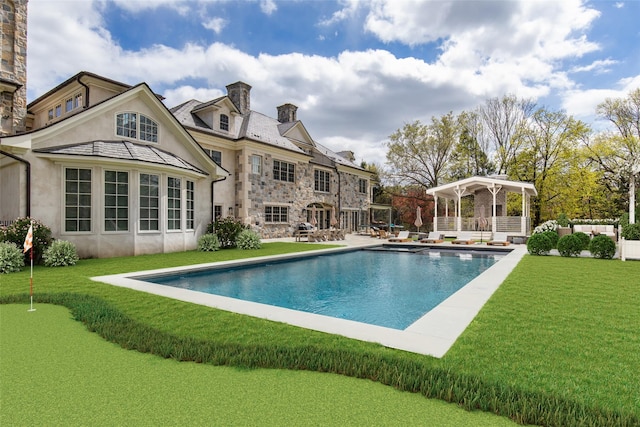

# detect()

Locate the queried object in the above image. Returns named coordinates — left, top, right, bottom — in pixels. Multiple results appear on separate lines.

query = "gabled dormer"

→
left=190, top=96, right=239, bottom=134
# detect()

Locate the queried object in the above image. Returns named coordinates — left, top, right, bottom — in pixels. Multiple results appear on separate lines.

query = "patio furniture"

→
left=420, top=232, right=444, bottom=244
left=388, top=230, right=412, bottom=242
left=452, top=231, right=474, bottom=245
left=487, top=232, right=510, bottom=246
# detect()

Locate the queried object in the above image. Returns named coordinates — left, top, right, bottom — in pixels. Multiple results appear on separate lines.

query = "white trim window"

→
left=116, top=112, right=158, bottom=143
left=220, top=114, right=229, bottom=131
left=273, top=160, right=294, bottom=182
left=167, top=177, right=181, bottom=230
left=104, top=170, right=129, bottom=232
left=265, top=206, right=288, bottom=223
left=139, top=173, right=159, bottom=231
left=204, top=149, right=222, bottom=165
left=359, top=178, right=367, bottom=194
left=186, top=180, right=195, bottom=230
left=250, top=154, right=262, bottom=175
left=65, top=168, right=92, bottom=232
left=314, top=169, right=330, bottom=193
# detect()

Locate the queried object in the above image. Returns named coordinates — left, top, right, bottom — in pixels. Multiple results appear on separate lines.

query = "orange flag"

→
left=23, top=224, right=33, bottom=253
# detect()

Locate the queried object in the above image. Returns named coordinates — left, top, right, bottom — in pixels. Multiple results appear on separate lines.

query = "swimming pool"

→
left=145, top=250, right=502, bottom=330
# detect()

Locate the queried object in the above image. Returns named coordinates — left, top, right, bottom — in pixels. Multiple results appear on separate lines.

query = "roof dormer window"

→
left=116, top=112, right=158, bottom=143
left=220, top=114, right=229, bottom=131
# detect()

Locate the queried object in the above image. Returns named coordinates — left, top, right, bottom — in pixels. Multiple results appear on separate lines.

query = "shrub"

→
left=43, top=240, right=79, bottom=267
left=236, top=229, right=262, bottom=250
left=526, top=232, right=553, bottom=256
left=197, top=233, right=220, bottom=252
left=542, top=230, right=559, bottom=249
left=621, top=223, right=640, bottom=240
left=573, top=231, right=591, bottom=250
left=0, top=242, right=24, bottom=274
left=207, top=216, right=248, bottom=248
left=557, top=213, right=570, bottom=227
left=589, top=235, right=616, bottom=259
left=557, top=234, right=584, bottom=257
left=0, top=217, right=52, bottom=265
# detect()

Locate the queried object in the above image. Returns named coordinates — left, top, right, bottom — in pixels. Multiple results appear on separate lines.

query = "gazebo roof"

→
left=426, top=176, right=537, bottom=199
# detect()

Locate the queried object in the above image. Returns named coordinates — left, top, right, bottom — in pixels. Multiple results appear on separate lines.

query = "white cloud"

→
left=260, top=0, right=277, bottom=15
left=570, top=58, right=618, bottom=74
left=109, top=0, right=191, bottom=15
left=202, top=16, right=227, bottom=34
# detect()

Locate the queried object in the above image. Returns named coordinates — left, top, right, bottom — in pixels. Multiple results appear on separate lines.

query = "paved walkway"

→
left=94, top=234, right=528, bottom=358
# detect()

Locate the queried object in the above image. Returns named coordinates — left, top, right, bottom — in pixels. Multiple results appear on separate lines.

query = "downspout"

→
left=211, top=175, right=227, bottom=224
left=335, top=164, right=341, bottom=228
left=0, top=149, right=30, bottom=217
left=77, top=74, right=90, bottom=108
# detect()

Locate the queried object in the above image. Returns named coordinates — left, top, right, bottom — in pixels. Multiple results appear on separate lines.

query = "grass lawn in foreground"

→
left=1, top=242, right=639, bottom=425
left=1, top=304, right=517, bottom=426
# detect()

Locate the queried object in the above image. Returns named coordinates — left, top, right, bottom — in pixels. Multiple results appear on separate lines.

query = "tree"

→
left=448, top=110, right=494, bottom=179
left=512, top=108, right=590, bottom=224
left=479, top=94, right=536, bottom=175
left=385, top=113, right=459, bottom=191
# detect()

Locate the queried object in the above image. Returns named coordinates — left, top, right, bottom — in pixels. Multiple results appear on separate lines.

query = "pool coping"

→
left=92, top=243, right=527, bottom=358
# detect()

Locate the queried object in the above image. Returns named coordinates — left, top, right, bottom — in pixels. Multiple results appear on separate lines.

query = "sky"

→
left=26, top=0, right=640, bottom=165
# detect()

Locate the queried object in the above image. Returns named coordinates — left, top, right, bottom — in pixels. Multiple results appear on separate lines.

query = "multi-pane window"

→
left=314, top=169, right=330, bottom=193
left=250, top=155, right=262, bottom=175
left=139, top=173, right=159, bottom=231
left=104, top=171, right=128, bottom=232
left=74, top=94, right=83, bottom=109
left=186, top=180, right=194, bottom=230
left=205, top=149, right=222, bottom=164
left=116, top=112, right=158, bottom=143
left=359, top=178, right=367, bottom=194
left=220, top=114, right=229, bottom=131
left=48, top=109, right=53, bottom=120
left=273, top=160, right=294, bottom=182
left=265, top=206, right=288, bottom=223
left=167, top=177, right=181, bottom=230
left=139, top=115, right=158, bottom=142
left=65, top=168, right=92, bottom=232
left=55, top=104, right=62, bottom=117
left=117, top=113, right=137, bottom=139
left=65, top=98, right=73, bottom=112
left=214, top=205, right=223, bottom=220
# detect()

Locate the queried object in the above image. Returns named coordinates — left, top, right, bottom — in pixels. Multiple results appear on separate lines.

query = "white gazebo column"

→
left=454, top=186, right=466, bottom=232
left=487, top=184, right=502, bottom=233
left=521, top=187, right=527, bottom=235
left=433, top=195, right=439, bottom=232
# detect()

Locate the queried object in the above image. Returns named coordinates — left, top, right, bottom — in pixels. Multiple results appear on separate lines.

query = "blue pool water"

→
left=147, top=250, right=502, bottom=330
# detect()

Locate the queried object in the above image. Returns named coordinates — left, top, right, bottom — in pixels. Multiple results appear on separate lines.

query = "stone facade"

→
left=0, top=0, right=27, bottom=135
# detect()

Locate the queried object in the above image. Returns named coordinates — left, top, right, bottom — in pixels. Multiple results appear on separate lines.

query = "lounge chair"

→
left=369, top=227, right=380, bottom=238
left=379, top=229, right=390, bottom=239
left=420, top=231, right=444, bottom=244
left=452, top=231, right=474, bottom=245
left=388, top=230, right=412, bottom=242
left=487, top=232, right=510, bottom=246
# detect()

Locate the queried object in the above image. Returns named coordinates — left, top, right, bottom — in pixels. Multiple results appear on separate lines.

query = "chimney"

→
left=226, top=81, right=252, bottom=115
left=277, top=103, right=298, bottom=123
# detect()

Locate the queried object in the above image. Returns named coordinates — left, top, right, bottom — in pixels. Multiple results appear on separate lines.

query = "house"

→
left=0, top=1, right=372, bottom=258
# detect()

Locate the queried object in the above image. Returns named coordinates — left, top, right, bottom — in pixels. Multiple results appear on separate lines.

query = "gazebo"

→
left=631, top=164, right=640, bottom=224
left=426, top=176, right=537, bottom=237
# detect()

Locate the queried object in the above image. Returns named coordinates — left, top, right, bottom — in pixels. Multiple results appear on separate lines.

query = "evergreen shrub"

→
left=0, top=218, right=52, bottom=264
left=526, top=232, right=553, bottom=255
left=236, top=229, right=262, bottom=250
left=542, top=230, right=559, bottom=248
left=621, top=223, right=640, bottom=240
left=573, top=231, right=591, bottom=250
left=197, top=233, right=220, bottom=252
left=557, top=234, right=584, bottom=257
left=589, top=235, right=616, bottom=259
left=0, top=242, right=24, bottom=274
left=43, top=240, right=79, bottom=267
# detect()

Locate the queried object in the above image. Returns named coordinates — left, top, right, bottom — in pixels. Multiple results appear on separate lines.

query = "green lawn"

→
left=1, top=243, right=639, bottom=425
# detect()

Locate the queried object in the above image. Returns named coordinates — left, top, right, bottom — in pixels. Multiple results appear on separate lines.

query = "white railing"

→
left=437, top=216, right=530, bottom=234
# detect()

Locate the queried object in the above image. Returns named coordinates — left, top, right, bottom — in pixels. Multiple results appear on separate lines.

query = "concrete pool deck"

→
left=92, top=234, right=528, bottom=358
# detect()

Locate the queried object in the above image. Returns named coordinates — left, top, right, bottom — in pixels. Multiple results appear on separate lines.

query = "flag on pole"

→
left=23, top=223, right=33, bottom=253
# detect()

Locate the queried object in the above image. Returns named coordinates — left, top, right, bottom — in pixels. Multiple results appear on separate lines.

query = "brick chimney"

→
left=277, top=103, right=297, bottom=123
left=226, top=81, right=251, bottom=115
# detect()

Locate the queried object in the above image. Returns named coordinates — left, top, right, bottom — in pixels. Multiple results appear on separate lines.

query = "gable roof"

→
left=426, top=176, right=537, bottom=199
left=33, top=140, right=208, bottom=175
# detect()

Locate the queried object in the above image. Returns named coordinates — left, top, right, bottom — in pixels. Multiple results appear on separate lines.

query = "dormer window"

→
left=220, top=114, right=229, bottom=131
left=116, top=112, right=158, bottom=142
